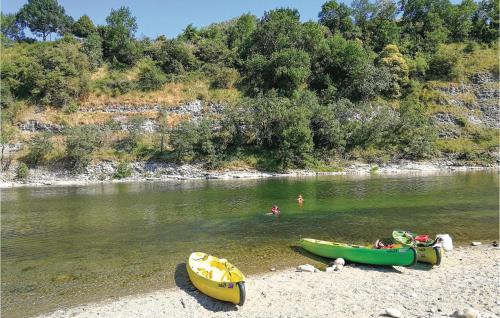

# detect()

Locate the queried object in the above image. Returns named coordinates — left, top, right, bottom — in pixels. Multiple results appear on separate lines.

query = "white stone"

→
left=334, top=264, right=344, bottom=271
left=333, top=258, right=345, bottom=266
left=385, top=308, right=402, bottom=318
left=471, top=242, right=482, bottom=246
left=297, top=264, right=317, bottom=273
left=325, top=266, right=335, bottom=273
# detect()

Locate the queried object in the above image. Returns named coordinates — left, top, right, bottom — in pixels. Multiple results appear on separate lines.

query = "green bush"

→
left=81, top=32, right=103, bottom=70
left=203, top=64, right=240, bottom=89
left=16, top=163, right=29, bottom=180
left=154, top=39, right=198, bottom=75
left=114, top=160, right=132, bottom=179
left=428, top=45, right=463, bottom=80
left=65, top=126, right=102, bottom=171
left=98, top=72, right=136, bottom=96
left=3, top=40, right=90, bottom=108
left=136, top=58, right=166, bottom=91
left=25, top=133, right=53, bottom=165
left=169, top=121, right=199, bottom=163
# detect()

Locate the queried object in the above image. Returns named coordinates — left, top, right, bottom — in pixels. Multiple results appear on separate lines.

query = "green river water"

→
left=1, top=171, right=499, bottom=317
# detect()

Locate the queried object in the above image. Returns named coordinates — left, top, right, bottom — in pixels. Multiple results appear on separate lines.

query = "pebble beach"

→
left=36, top=245, right=499, bottom=318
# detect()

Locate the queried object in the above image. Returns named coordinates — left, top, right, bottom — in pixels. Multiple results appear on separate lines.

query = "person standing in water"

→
left=297, top=194, right=304, bottom=205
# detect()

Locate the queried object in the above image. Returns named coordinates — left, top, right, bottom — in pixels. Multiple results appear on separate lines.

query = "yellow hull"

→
left=416, top=246, right=443, bottom=265
left=186, top=252, right=245, bottom=305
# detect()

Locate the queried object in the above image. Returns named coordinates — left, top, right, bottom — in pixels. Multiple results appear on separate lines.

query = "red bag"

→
left=415, top=234, right=429, bottom=242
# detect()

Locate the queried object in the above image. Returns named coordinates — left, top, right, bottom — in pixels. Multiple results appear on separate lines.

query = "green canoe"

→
left=299, top=238, right=417, bottom=266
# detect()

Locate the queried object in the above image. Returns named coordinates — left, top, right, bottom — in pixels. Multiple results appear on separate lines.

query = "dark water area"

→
left=1, top=171, right=498, bottom=317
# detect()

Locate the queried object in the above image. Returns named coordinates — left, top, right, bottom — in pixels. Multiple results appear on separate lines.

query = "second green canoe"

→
left=299, top=238, right=417, bottom=266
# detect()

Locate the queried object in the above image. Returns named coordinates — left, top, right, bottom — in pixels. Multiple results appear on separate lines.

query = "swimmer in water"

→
left=271, top=205, right=280, bottom=215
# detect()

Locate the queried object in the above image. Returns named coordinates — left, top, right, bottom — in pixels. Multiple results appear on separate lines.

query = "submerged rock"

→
left=471, top=242, right=482, bottom=246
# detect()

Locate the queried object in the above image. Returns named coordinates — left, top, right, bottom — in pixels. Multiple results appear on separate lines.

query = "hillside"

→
left=1, top=0, right=499, bottom=182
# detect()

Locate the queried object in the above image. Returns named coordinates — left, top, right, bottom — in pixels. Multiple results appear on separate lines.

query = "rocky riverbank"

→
left=36, top=245, right=499, bottom=318
left=1, top=160, right=497, bottom=188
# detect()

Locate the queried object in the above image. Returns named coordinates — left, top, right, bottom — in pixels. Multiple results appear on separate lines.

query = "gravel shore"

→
left=1, top=160, right=496, bottom=188
left=36, top=245, right=499, bottom=318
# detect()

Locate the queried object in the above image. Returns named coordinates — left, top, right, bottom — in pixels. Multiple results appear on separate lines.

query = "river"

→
left=1, top=171, right=498, bottom=317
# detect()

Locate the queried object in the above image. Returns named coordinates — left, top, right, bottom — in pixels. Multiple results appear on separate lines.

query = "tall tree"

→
left=399, top=0, right=453, bottom=52
left=1, top=12, right=25, bottom=41
left=471, top=0, right=499, bottom=43
left=101, top=6, right=139, bottom=65
left=72, top=15, right=95, bottom=38
left=319, top=0, right=356, bottom=38
left=445, top=0, right=477, bottom=42
left=248, top=8, right=303, bottom=57
left=17, top=0, right=71, bottom=41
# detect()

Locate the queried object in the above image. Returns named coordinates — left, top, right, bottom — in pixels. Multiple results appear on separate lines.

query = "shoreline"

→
left=36, top=245, right=499, bottom=318
left=1, top=160, right=497, bottom=188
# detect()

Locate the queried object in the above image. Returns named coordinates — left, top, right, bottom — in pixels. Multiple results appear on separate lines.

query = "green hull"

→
left=299, top=238, right=417, bottom=266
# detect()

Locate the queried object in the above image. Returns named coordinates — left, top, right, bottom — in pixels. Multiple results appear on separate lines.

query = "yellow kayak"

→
left=186, top=252, right=246, bottom=305
left=415, top=246, right=443, bottom=265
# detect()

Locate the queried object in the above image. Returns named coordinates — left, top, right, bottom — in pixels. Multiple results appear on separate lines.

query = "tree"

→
left=72, top=15, right=95, bottom=38
left=17, top=0, right=71, bottom=41
left=101, top=6, right=140, bottom=65
left=471, top=0, right=499, bottom=43
left=322, top=34, right=370, bottom=99
left=248, top=8, right=303, bottom=57
left=5, top=39, right=90, bottom=108
left=310, top=103, right=345, bottom=153
left=226, top=14, right=257, bottom=51
left=378, top=44, right=409, bottom=98
left=252, top=94, right=314, bottom=168
left=319, top=0, right=356, bottom=38
left=244, top=49, right=311, bottom=97
left=16, top=163, right=29, bottom=180
left=178, top=24, right=199, bottom=42
left=25, top=133, right=53, bottom=165
left=399, top=0, right=452, bottom=52
left=81, top=32, right=103, bottom=70
left=1, top=13, right=25, bottom=41
left=154, top=39, right=198, bottom=74
left=65, top=126, right=102, bottom=171
left=396, top=97, right=435, bottom=159
left=270, top=49, right=311, bottom=96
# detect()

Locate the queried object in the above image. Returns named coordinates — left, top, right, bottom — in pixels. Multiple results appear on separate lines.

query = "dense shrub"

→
left=136, top=58, right=166, bottom=91
left=428, top=45, right=463, bottom=80
left=2, top=40, right=90, bottom=108
left=25, top=133, right=54, bottom=165
left=16, top=163, right=29, bottom=180
left=113, top=160, right=132, bottom=179
left=154, top=39, right=198, bottom=75
left=203, top=64, right=240, bottom=89
left=65, top=126, right=102, bottom=171
left=81, top=32, right=103, bottom=70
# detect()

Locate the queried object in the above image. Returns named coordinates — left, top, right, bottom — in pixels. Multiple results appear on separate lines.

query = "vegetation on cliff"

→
left=1, top=0, right=499, bottom=172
